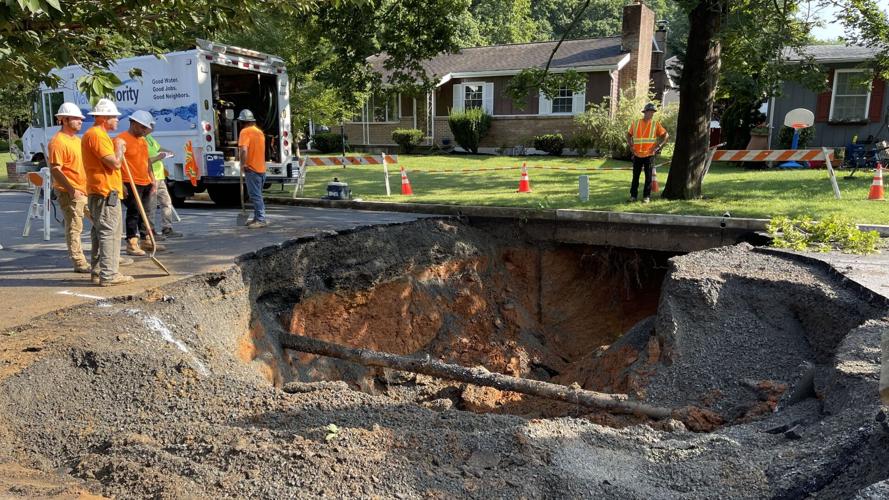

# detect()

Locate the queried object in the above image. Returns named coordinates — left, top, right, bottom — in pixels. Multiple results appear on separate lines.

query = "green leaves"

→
left=77, top=71, right=122, bottom=105
left=768, top=215, right=881, bottom=254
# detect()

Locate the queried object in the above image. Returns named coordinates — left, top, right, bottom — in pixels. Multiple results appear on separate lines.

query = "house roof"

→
left=368, top=36, right=629, bottom=84
left=784, top=44, right=881, bottom=63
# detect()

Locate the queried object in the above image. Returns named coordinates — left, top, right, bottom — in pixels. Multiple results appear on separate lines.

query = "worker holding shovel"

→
left=82, top=98, right=133, bottom=287
left=117, top=110, right=166, bottom=256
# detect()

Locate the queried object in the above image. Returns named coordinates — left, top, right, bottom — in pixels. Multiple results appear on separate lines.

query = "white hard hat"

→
left=55, top=102, right=85, bottom=119
left=88, top=98, right=121, bottom=116
left=238, top=109, right=256, bottom=122
left=129, top=110, right=155, bottom=128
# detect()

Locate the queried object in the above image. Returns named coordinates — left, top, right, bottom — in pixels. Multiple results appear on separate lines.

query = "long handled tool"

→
left=237, top=162, right=249, bottom=226
left=121, top=157, right=171, bottom=276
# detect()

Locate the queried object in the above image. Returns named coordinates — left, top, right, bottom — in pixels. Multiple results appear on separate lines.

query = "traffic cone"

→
left=869, top=163, right=885, bottom=201
left=516, top=162, right=532, bottom=193
left=400, top=166, right=414, bottom=196
left=650, top=164, right=660, bottom=194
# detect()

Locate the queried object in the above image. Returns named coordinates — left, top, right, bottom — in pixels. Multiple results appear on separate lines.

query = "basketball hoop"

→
left=781, top=108, right=815, bottom=168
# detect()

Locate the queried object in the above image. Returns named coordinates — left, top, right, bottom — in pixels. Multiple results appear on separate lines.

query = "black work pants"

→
left=123, top=183, right=152, bottom=239
left=630, top=155, right=653, bottom=199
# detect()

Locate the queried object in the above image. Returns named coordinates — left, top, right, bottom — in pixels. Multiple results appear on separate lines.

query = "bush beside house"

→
left=391, top=128, right=424, bottom=153
left=533, top=134, right=565, bottom=156
left=312, top=133, right=347, bottom=154
left=448, top=108, right=492, bottom=154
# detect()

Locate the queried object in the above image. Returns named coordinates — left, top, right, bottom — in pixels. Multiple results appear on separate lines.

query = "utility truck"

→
left=21, top=39, right=299, bottom=206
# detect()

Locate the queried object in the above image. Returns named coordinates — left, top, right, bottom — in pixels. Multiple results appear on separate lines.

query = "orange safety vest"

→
left=630, top=119, right=662, bottom=158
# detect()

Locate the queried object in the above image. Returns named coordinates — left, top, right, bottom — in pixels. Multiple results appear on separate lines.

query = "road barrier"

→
left=705, top=146, right=841, bottom=199
left=296, top=154, right=398, bottom=197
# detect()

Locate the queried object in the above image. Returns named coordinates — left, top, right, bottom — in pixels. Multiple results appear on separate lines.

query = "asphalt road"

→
left=0, top=190, right=430, bottom=331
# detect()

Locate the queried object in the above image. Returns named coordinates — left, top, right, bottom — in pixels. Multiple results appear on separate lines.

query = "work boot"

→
left=140, top=238, right=166, bottom=252
left=162, top=227, right=183, bottom=238
left=119, top=256, right=135, bottom=266
left=126, top=237, right=146, bottom=256
left=627, top=197, right=637, bottom=203
left=91, top=273, right=100, bottom=285
left=248, top=220, right=268, bottom=229
left=73, top=261, right=91, bottom=273
left=99, top=274, right=134, bottom=287
left=642, top=197, right=651, bottom=204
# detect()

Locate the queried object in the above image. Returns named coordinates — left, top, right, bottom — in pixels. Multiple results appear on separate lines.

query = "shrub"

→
left=533, top=134, right=565, bottom=156
left=574, top=89, right=678, bottom=160
left=778, top=126, right=815, bottom=149
left=0, top=139, right=8, bottom=152
left=447, top=108, right=492, bottom=153
left=391, top=128, right=424, bottom=153
left=567, top=134, right=595, bottom=156
left=312, top=132, right=346, bottom=154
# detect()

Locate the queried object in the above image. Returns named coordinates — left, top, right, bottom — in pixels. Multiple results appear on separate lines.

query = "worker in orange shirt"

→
left=82, top=98, right=133, bottom=287
left=48, top=102, right=91, bottom=273
left=626, top=103, right=668, bottom=203
left=237, top=109, right=267, bottom=228
left=118, top=110, right=165, bottom=256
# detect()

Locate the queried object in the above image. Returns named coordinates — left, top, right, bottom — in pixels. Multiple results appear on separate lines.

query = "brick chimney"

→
left=619, top=1, right=656, bottom=100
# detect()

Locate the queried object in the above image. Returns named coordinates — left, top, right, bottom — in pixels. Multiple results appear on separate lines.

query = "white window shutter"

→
left=572, top=90, right=586, bottom=114
left=483, top=82, right=494, bottom=114
left=538, top=91, right=552, bottom=115
left=452, top=84, right=464, bottom=112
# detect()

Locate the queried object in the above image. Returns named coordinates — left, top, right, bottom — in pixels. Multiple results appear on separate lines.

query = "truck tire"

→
left=170, top=193, right=187, bottom=208
left=207, top=185, right=241, bottom=206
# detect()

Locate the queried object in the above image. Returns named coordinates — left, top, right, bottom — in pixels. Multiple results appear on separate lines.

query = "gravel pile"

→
left=0, top=220, right=887, bottom=498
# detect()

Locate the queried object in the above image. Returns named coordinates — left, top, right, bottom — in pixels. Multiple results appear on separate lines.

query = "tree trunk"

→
left=662, top=0, right=724, bottom=200
left=280, top=333, right=675, bottom=419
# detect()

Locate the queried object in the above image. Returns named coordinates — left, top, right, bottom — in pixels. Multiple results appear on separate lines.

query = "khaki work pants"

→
left=56, top=190, right=91, bottom=268
left=88, top=193, right=123, bottom=281
left=149, top=180, right=174, bottom=232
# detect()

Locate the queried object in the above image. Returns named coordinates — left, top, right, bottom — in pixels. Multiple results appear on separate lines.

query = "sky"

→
left=808, top=0, right=889, bottom=41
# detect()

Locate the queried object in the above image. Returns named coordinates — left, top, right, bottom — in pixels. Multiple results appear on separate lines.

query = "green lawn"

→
left=266, top=154, right=888, bottom=225
left=0, top=152, right=11, bottom=182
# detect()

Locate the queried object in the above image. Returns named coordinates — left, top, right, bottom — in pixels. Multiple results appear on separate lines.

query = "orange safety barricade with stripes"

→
left=295, top=154, right=399, bottom=197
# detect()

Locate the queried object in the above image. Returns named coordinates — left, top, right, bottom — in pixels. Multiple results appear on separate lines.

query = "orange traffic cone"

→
left=869, top=163, right=885, bottom=201
left=400, top=166, right=414, bottom=196
left=516, top=162, right=532, bottom=193
left=650, top=164, right=660, bottom=194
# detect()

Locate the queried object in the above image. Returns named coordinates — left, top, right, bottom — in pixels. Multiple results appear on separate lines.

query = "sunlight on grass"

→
left=271, top=154, right=887, bottom=224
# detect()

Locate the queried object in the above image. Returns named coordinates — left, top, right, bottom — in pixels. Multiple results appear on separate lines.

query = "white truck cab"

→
left=21, top=39, right=299, bottom=206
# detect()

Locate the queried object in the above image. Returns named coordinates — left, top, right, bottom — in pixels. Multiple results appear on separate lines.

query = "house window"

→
left=551, top=87, right=574, bottom=114
left=831, top=70, right=871, bottom=121
left=464, top=84, right=484, bottom=110
left=351, top=92, right=399, bottom=123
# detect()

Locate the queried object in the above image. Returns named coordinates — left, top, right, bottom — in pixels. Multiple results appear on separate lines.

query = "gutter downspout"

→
left=767, top=94, right=776, bottom=149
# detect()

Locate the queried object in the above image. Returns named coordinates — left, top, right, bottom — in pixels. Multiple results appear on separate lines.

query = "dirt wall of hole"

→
left=242, top=245, right=667, bottom=394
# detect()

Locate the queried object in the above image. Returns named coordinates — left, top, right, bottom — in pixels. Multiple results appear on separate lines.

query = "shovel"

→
left=121, top=157, right=171, bottom=276
left=237, top=162, right=249, bottom=226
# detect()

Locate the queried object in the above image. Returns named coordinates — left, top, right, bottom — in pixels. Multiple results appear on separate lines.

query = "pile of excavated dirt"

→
left=1, top=218, right=888, bottom=498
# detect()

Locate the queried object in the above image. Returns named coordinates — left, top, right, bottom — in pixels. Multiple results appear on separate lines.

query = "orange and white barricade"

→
left=296, top=154, right=398, bottom=197
left=704, top=146, right=841, bottom=199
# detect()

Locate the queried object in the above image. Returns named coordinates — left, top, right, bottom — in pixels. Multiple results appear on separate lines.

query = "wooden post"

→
left=822, top=147, right=841, bottom=200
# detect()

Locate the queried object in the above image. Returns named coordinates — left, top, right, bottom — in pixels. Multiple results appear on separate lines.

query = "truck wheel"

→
left=171, top=193, right=187, bottom=208
left=207, top=185, right=241, bottom=206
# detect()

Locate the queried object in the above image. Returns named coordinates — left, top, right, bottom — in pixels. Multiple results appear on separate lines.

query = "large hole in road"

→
left=237, top=218, right=889, bottom=426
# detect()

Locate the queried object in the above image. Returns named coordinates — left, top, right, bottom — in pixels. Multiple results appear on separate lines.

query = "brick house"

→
left=342, top=2, right=663, bottom=153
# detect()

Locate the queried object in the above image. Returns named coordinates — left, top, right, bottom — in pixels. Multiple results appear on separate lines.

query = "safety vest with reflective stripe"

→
left=629, top=119, right=662, bottom=158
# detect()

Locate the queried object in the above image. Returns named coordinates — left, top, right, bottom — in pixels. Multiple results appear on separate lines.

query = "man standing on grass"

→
left=626, top=103, right=668, bottom=203
left=48, top=102, right=91, bottom=273
left=238, top=109, right=267, bottom=228
left=82, top=98, right=133, bottom=287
